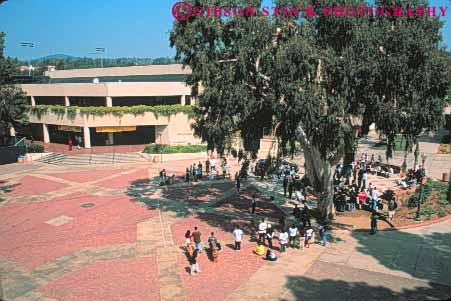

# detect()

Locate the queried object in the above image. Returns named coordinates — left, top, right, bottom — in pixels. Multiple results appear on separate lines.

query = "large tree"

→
left=171, top=0, right=450, bottom=220
left=0, top=32, right=28, bottom=144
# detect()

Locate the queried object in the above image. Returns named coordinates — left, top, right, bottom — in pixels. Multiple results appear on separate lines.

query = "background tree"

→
left=0, top=32, right=28, bottom=144
left=171, top=0, right=450, bottom=220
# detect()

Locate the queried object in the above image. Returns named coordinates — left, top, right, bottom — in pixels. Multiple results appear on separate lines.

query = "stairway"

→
left=36, top=152, right=153, bottom=165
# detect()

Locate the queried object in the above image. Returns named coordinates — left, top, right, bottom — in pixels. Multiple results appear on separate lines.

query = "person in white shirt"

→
left=279, top=229, right=288, bottom=253
left=233, top=225, right=244, bottom=251
left=210, top=158, right=216, bottom=171
left=295, top=189, right=304, bottom=204
left=305, top=226, right=314, bottom=248
left=288, top=224, right=298, bottom=248
left=258, top=219, right=268, bottom=245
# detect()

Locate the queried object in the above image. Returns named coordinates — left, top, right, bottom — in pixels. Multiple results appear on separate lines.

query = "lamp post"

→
left=19, top=42, right=35, bottom=76
left=95, top=47, right=105, bottom=68
left=158, top=133, right=163, bottom=163
left=415, top=153, right=427, bottom=221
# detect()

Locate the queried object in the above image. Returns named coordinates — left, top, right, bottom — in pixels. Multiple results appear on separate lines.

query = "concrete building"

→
left=19, top=65, right=202, bottom=148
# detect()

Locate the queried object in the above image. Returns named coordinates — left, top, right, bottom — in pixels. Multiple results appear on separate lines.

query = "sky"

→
left=0, top=0, right=450, bottom=60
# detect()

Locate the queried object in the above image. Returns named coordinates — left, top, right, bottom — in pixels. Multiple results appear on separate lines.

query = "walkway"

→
left=0, top=159, right=450, bottom=300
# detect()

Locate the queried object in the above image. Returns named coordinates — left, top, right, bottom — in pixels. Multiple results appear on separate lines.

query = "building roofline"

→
left=45, top=64, right=191, bottom=79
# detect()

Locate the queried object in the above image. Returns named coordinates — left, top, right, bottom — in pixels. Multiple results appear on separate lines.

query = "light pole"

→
left=415, top=153, right=427, bottom=221
left=158, top=133, right=163, bottom=163
left=19, top=42, right=35, bottom=76
left=95, top=48, right=105, bottom=68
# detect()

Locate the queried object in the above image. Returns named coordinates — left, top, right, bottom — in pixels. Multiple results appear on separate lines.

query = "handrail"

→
left=112, top=146, right=115, bottom=164
left=14, top=137, right=27, bottom=146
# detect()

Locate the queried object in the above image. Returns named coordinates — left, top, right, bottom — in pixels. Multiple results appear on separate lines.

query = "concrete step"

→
left=36, top=152, right=151, bottom=165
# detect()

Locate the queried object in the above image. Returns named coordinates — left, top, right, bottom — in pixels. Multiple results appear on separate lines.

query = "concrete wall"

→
left=45, top=64, right=191, bottom=78
left=19, top=82, right=191, bottom=97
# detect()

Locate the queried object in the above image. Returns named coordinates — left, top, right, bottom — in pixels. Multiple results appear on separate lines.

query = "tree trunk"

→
left=303, top=145, right=336, bottom=221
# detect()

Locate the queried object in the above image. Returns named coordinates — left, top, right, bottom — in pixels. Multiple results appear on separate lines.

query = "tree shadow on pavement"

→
left=351, top=229, right=451, bottom=285
left=283, top=275, right=451, bottom=301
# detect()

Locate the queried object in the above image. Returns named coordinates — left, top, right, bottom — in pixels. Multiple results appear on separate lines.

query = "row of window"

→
left=29, top=96, right=192, bottom=107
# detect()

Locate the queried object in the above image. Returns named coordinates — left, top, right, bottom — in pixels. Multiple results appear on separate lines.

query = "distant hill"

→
left=39, top=54, right=76, bottom=60
left=27, top=55, right=177, bottom=70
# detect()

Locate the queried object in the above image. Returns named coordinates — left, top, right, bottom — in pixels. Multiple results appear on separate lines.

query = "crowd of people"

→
left=183, top=215, right=329, bottom=275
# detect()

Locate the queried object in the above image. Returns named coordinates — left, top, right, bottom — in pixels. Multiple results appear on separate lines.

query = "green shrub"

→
left=29, top=104, right=194, bottom=121
left=26, top=143, right=44, bottom=153
left=438, top=207, right=448, bottom=218
left=419, top=206, right=435, bottom=217
left=143, top=144, right=207, bottom=154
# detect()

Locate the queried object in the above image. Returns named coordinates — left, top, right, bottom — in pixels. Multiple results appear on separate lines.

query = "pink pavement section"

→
left=6, top=175, right=68, bottom=196
left=47, top=169, right=121, bottom=183
left=95, top=168, right=150, bottom=189
left=172, top=216, right=264, bottom=301
left=0, top=193, right=158, bottom=269
left=41, top=257, right=160, bottom=301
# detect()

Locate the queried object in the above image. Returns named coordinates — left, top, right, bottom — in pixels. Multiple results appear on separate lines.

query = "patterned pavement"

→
left=0, top=158, right=450, bottom=301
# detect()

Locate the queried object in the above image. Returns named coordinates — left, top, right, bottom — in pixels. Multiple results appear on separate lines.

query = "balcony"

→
left=28, top=105, right=194, bottom=127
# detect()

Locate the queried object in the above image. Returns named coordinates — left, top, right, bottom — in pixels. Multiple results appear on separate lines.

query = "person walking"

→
left=279, top=228, right=288, bottom=253
left=388, top=197, right=398, bottom=221
left=283, top=175, right=288, bottom=198
left=318, top=223, right=329, bottom=246
left=236, top=172, right=241, bottom=193
left=258, top=219, right=267, bottom=245
left=205, top=159, right=210, bottom=174
left=208, top=232, right=222, bottom=252
left=190, top=249, right=201, bottom=275
left=185, top=168, right=190, bottom=182
left=233, top=225, right=244, bottom=251
left=362, top=169, right=368, bottom=189
left=185, top=230, right=192, bottom=247
left=293, top=204, right=301, bottom=224
left=68, top=137, right=73, bottom=151
left=288, top=176, right=294, bottom=199
left=251, top=195, right=257, bottom=215
left=370, top=212, right=378, bottom=235
left=305, top=226, right=313, bottom=248
left=288, top=224, right=298, bottom=248
left=279, top=216, right=286, bottom=232
left=266, top=224, right=274, bottom=249
left=198, top=161, right=203, bottom=179
left=192, top=227, right=203, bottom=253
left=371, top=187, right=379, bottom=211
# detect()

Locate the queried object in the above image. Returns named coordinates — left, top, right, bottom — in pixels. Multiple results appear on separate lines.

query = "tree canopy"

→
left=0, top=32, right=28, bottom=143
left=171, top=0, right=450, bottom=219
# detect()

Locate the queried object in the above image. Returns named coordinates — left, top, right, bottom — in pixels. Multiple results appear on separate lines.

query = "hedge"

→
left=26, top=143, right=45, bottom=153
left=28, top=104, right=194, bottom=121
left=143, top=144, right=207, bottom=154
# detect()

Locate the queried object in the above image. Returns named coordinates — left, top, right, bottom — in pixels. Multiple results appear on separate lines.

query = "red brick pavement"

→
left=177, top=243, right=264, bottom=301
left=211, top=186, right=286, bottom=220
left=95, top=168, right=149, bottom=189
left=162, top=182, right=235, bottom=205
left=0, top=193, right=158, bottom=269
left=48, top=169, right=120, bottom=183
left=41, top=257, right=160, bottom=301
left=5, top=175, right=68, bottom=196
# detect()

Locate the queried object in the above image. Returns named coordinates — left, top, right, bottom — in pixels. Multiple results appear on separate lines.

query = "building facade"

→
left=19, top=65, right=202, bottom=148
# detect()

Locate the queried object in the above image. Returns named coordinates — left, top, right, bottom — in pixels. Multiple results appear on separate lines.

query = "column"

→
left=83, top=126, right=91, bottom=148
left=30, top=96, right=36, bottom=106
left=180, top=95, right=186, bottom=106
left=155, top=125, right=170, bottom=144
left=107, top=132, right=114, bottom=145
left=64, top=96, right=70, bottom=106
left=106, top=97, right=113, bottom=107
left=43, top=124, right=50, bottom=143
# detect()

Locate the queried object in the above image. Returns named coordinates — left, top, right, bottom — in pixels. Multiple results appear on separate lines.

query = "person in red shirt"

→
left=358, top=188, right=367, bottom=210
left=68, top=137, right=73, bottom=151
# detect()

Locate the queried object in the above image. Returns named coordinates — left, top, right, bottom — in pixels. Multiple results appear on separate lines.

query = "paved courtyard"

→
left=1, top=158, right=451, bottom=301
